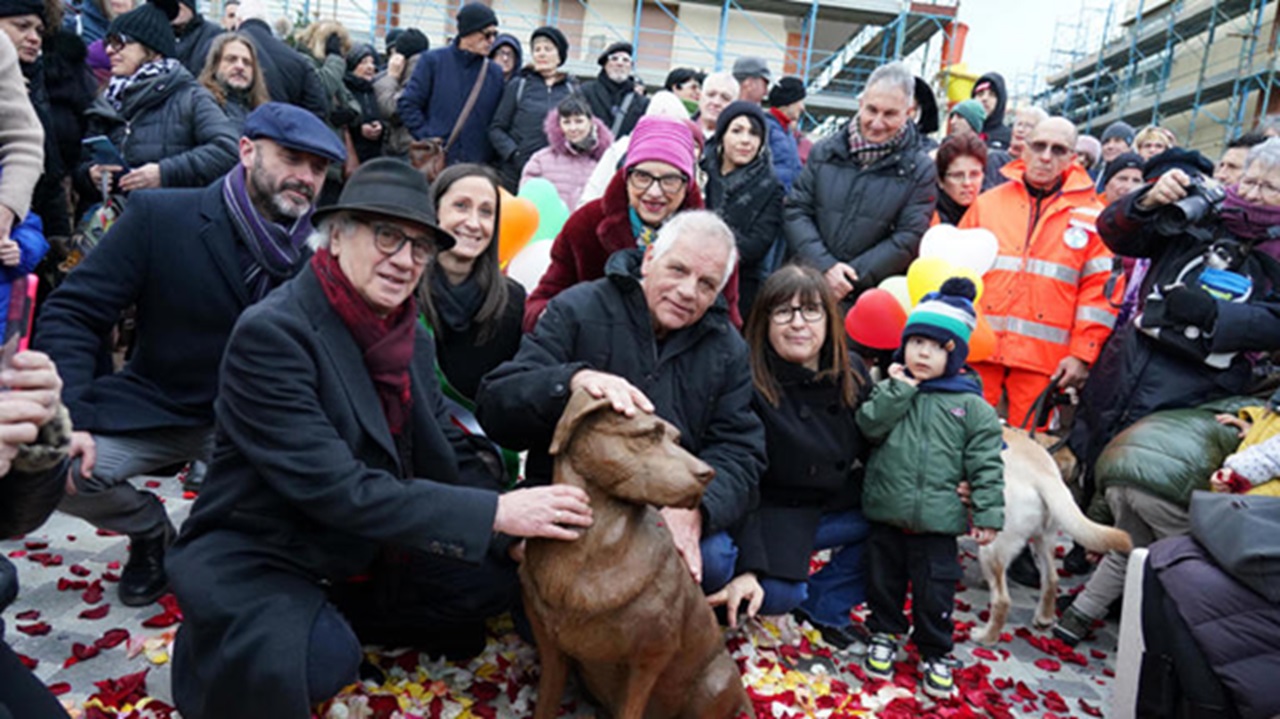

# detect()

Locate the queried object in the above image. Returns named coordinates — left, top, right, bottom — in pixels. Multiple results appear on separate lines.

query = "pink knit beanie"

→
left=625, top=116, right=697, bottom=180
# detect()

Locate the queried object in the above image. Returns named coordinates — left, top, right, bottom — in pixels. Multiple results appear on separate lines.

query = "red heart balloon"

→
left=844, top=289, right=908, bottom=350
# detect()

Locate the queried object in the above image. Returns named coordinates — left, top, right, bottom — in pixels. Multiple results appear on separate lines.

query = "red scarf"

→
left=311, top=249, right=416, bottom=435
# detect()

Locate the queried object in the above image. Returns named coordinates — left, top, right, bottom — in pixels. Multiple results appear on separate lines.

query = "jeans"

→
left=700, top=510, right=871, bottom=626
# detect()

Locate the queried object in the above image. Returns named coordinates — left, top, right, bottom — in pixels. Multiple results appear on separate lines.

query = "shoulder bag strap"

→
left=610, top=91, right=635, bottom=138
left=444, top=58, right=489, bottom=153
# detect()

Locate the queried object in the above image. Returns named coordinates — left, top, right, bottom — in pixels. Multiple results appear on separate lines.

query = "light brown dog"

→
left=974, top=427, right=1133, bottom=644
left=520, top=389, right=754, bottom=719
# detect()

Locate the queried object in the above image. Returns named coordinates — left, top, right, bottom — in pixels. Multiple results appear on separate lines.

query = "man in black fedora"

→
left=167, top=158, right=576, bottom=718
left=580, top=40, right=648, bottom=137
left=35, top=101, right=346, bottom=607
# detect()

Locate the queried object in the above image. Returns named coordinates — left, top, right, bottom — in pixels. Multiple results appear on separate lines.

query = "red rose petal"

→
left=17, top=653, right=37, bottom=670
left=972, top=647, right=1001, bottom=661
left=73, top=642, right=100, bottom=660
left=96, top=528, right=121, bottom=537
left=1090, top=648, right=1108, bottom=659
left=24, top=540, right=47, bottom=550
left=107, top=560, right=120, bottom=570
left=82, top=580, right=104, bottom=604
left=46, top=682, right=71, bottom=696
left=15, top=609, right=39, bottom=621
left=80, top=604, right=110, bottom=620
left=95, top=629, right=130, bottom=649
left=1035, top=658, right=1062, bottom=672
left=144, top=480, right=161, bottom=488
left=1080, top=698, right=1104, bottom=717
left=69, top=564, right=91, bottom=577
left=16, top=622, right=51, bottom=636
left=7, top=550, right=26, bottom=558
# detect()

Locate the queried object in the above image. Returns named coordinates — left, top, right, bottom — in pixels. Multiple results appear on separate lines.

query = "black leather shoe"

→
left=119, top=530, right=171, bottom=607
left=1062, top=543, right=1092, bottom=576
left=1007, top=546, right=1041, bottom=588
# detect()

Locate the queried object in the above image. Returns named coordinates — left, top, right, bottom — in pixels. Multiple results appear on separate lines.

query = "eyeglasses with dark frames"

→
left=367, top=221, right=436, bottom=265
left=770, top=304, right=826, bottom=325
left=105, top=33, right=133, bottom=52
left=627, top=168, right=688, bottom=195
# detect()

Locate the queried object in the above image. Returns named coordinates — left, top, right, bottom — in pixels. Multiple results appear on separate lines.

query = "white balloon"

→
left=918, top=224, right=999, bottom=275
left=506, top=239, right=554, bottom=293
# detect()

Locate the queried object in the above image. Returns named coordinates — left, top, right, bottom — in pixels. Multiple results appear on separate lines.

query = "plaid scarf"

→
left=846, top=119, right=908, bottom=168
left=104, top=58, right=181, bottom=111
left=222, top=166, right=313, bottom=302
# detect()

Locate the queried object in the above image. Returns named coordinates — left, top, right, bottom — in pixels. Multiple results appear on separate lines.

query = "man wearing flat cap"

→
left=36, top=102, right=346, bottom=608
left=733, top=56, right=770, bottom=104
left=580, top=40, right=648, bottom=137
left=398, top=1, right=505, bottom=165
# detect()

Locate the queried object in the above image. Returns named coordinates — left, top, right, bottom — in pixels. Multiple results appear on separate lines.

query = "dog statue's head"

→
left=550, top=388, right=714, bottom=510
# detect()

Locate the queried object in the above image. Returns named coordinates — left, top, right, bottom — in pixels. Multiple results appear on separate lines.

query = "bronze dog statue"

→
left=520, top=388, right=754, bottom=719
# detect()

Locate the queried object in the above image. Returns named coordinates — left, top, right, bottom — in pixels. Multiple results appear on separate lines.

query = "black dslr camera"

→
left=1152, top=176, right=1226, bottom=235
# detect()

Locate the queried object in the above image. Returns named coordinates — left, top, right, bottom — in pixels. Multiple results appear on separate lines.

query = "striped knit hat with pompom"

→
left=902, top=277, right=978, bottom=376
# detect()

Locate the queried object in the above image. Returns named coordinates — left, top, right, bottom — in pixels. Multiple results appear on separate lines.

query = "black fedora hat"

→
left=312, top=158, right=454, bottom=250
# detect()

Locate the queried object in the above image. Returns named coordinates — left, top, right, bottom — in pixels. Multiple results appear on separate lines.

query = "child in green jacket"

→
left=855, top=277, right=1005, bottom=699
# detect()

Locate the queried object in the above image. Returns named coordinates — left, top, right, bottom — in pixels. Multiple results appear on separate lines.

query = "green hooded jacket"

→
left=856, top=378, right=1005, bottom=535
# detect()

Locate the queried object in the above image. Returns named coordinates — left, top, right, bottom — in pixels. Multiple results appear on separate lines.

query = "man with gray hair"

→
left=785, top=61, right=936, bottom=301
left=697, top=71, right=738, bottom=140
left=478, top=209, right=765, bottom=598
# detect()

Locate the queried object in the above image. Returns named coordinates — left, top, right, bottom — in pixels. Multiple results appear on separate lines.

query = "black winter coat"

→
left=476, top=249, right=766, bottom=535
left=701, top=142, right=785, bottom=319
left=174, top=14, right=222, bottom=76
left=488, top=68, right=577, bottom=190
left=580, top=71, right=648, bottom=138
left=429, top=273, right=527, bottom=402
left=1069, top=188, right=1280, bottom=476
left=74, top=64, right=238, bottom=197
left=973, top=72, right=1012, bottom=151
left=169, top=266, right=503, bottom=718
left=733, top=351, right=870, bottom=581
left=22, top=59, right=71, bottom=237
left=237, top=19, right=328, bottom=119
left=43, top=30, right=96, bottom=184
left=34, top=181, right=307, bottom=434
left=783, top=124, right=936, bottom=291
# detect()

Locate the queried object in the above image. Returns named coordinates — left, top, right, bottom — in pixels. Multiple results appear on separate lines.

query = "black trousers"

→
left=0, top=636, right=70, bottom=719
left=865, top=523, right=961, bottom=659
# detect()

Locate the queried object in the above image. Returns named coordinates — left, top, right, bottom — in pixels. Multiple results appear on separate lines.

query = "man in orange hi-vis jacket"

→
left=959, top=116, right=1122, bottom=427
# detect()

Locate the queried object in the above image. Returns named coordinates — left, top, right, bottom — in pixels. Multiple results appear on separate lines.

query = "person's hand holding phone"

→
left=119, top=163, right=162, bottom=192
left=89, top=164, right=123, bottom=190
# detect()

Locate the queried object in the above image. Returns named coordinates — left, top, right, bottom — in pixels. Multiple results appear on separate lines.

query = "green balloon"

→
left=519, top=178, right=571, bottom=240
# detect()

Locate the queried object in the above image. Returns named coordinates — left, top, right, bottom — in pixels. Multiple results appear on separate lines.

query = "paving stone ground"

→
left=3, top=472, right=1119, bottom=716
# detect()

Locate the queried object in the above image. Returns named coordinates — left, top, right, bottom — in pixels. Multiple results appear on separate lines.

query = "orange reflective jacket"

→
left=959, top=161, right=1123, bottom=375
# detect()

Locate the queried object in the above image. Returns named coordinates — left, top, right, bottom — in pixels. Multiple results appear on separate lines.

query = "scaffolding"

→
left=1034, top=0, right=1280, bottom=152
left=259, top=0, right=962, bottom=120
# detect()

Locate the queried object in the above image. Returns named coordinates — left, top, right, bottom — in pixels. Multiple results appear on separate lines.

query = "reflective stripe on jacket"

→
left=959, top=161, right=1122, bottom=374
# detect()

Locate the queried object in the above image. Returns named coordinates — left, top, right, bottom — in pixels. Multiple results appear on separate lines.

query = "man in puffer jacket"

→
left=784, top=61, right=935, bottom=303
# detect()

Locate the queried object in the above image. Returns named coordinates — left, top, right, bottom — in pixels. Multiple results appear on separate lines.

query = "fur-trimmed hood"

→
left=542, top=108, right=614, bottom=161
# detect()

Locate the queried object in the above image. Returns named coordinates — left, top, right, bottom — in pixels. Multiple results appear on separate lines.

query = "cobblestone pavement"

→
left=3, top=473, right=1119, bottom=717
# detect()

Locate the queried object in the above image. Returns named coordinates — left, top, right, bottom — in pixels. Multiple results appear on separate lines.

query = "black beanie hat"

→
left=530, top=25, right=568, bottom=66
left=1101, top=152, right=1144, bottom=188
left=345, top=43, right=376, bottom=73
left=455, top=2, right=496, bottom=39
left=597, top=41, right=632, bottom=66
left=768, top=76, right=806, bottom=107
left=0, top=0, right=45, bottom=19
left=176, top=0, right=196, bottom=12
left=108, top=0, right=180, bottom=58
left=713, top=101, right=768, bottom=151
left=1142, top=147, right=1214, bottom=182
left=393, top=28, right=429, bottom=58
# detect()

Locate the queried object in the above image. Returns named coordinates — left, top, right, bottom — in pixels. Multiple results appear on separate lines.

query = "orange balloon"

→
left=969, top=314, right=996, bottom=363
left=498, top=187, right=540, bottom=267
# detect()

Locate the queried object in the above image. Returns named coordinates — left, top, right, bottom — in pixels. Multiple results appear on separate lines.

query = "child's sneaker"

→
left=920, top=656, right=958, bottom=699
left=863, top=633, right=899, bottom=680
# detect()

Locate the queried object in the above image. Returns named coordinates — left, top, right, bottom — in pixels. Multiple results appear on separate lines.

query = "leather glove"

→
left=324, top=33, right=343, bottom=57
left=328, top=106, right=358, bottom=128
left=1164, top=285, right=1219, bottom=328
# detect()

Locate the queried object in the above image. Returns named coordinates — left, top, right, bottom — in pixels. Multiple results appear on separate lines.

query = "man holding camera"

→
left=1059, top=139, right=1280, bottom=644
left=958, top=116, right=1120, bottom=427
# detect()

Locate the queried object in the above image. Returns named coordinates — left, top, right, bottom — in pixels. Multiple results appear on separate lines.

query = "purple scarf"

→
left=1221, top=184, right=1280, bottom=242
left=222, top=166, right=313, bottom=302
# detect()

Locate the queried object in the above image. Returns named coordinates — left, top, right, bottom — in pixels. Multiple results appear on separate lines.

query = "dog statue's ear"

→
left=550, top=388, right=614, bottom=456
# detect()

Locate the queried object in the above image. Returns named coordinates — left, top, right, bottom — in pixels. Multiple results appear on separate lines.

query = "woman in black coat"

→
left=419, top=164, right=525, bottom=478
left=166, top=160, right=589, bottom=718
left=487, top=26, right=575, bottom=191
left=77, top=2, right=236, bottom=205
left=701, top=101, right=785, bottom=320
left=711, top=265, right=872, bottom=652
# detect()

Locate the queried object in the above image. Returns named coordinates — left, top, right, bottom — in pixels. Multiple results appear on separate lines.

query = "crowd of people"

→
left=1, top=0, right=1279, bottom=716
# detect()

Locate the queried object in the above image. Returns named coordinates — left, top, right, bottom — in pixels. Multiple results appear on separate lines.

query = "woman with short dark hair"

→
left=933, top=133, right=988, bottom=226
